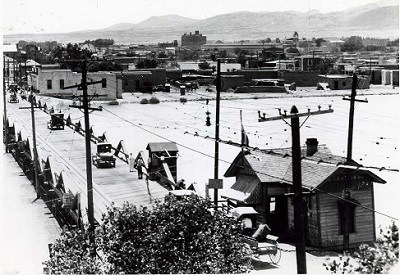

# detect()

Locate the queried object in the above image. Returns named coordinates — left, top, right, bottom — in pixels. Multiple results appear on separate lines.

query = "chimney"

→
left=306, top=138, right=319, bottom=156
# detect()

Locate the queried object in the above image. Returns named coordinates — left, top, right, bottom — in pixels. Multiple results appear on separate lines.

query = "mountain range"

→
left=4, top=0, right=399, bottom=44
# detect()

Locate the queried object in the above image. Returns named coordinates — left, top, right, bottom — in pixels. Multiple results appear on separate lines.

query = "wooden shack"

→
left=146, top=142, right=178, bottom=183
left=221, top=138, right=386, bottom=250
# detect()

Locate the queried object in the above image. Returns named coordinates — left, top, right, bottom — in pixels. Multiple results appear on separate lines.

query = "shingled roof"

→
left=224, top=145, right=385, bottom=191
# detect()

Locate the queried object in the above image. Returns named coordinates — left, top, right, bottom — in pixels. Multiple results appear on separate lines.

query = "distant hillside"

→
left=3, top=2, right=399, bottom=44
left=135, top=15, right=198, bottom=29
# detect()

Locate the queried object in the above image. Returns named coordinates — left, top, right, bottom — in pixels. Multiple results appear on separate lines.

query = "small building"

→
left=29, top=68, right=122, bottom=100
left=294, top=56, right=324, bottom=71
left=221, top=75, right=245, bottom=91
left=221, top=139, right=385, bottom=250
left=117, top=69, right=166, bottom=93
left=146, top=142, right=179, bottom=183
left=318, top=75, right=370, bottom=90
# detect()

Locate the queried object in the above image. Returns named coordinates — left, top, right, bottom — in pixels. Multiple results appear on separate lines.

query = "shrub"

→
left=323, top=222, right=399, bottom=274
left=43, top=196, right=252, bottom=274
left=107, top=100, right=119, bottom=105
left=180, top=97, right=187, bottom=104
left=140, top=98, right=149, bottom=104
left=149, top=96, right=160, bottom=104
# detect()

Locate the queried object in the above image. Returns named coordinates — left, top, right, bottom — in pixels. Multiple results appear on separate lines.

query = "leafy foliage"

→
left=43, top=196, right=252, bottom=274
left=323, top=222, right=399, bottom=274
left=140, top=98, right=149, bottom=104
left=149, top=96, right=160, bottom=104
left=341, top=36, right=364, bottom=52
left=43, top=228, right=107, bottom=274
left=135, top=58, right=159, bottom=69
left=83, top=38, right=114, bottom=48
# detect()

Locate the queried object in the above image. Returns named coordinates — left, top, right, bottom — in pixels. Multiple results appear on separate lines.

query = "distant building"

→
left=117, top=69, right=166, bottom=93
left=181, top=31, right=207, bottom=50
left=318, top=74, right=370, bottom=90
left=158, top=40, right=178, bottom=49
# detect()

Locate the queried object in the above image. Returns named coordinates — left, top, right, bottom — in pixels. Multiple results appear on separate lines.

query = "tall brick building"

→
left=181, top=31, right=206, bottom=50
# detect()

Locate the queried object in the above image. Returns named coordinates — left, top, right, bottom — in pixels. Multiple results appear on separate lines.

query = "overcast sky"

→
left=2, top=0, right=384, bottom=34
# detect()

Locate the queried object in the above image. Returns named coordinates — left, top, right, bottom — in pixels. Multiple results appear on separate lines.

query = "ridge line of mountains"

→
left=4, top=0, right=399, bottom=44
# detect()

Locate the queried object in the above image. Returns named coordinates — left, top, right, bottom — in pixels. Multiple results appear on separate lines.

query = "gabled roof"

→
left=146, top=142, right=178, bottom=153
left=224, top=145, right=385, bottom=191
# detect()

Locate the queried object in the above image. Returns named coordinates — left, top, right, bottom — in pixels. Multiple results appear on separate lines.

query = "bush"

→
left=149, top=96, right=160, bottom=104
left=180, top=97, right=187, bottom=104
left=43, top=196, right=252, bottom=274
left=107, top=100, right=119, bottom=105
left=323, top=222, right=399, bottom=274
left=140, top=98, right=149, bottom=104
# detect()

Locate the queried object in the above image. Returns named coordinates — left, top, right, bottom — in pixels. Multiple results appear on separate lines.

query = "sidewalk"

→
left=0, top=153, right=61, bottom=274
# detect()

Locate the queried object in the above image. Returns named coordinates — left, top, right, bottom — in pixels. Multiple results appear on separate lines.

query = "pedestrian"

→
left=137, top=157, right=144, bottom=179
left=129, top=153, right=135, bottom=172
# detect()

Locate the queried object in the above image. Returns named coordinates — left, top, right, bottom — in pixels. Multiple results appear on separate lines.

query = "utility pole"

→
left=3, top=56, right=8, bottom=153
left=342, top=73, right=368, bottom=250
left=19, top=93, right=44, bottom=198
left=258, top=105, right=333, bottom=274
left=62, top=58, right=104, bottom=243
left=213, top=59, right=221, bottom=209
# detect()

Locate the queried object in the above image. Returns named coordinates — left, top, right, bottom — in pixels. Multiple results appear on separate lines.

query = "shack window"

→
left=338, top=200, right=357, bottom=234
left=47, top=80, right=52, bottom=89
left=60, top=79, right=64, bottom=89
left=102, top=78, right=107, bottom=88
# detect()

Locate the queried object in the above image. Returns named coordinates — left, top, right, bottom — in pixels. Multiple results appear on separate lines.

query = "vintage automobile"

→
left=92, top=143, right=116, bottom=168
left=47, top=113, right=65, bottom=130
left=8, top=93, right=19, bottom=103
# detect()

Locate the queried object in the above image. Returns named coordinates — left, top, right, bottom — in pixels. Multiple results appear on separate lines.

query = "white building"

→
left=29, top=68, right=122, bottom=100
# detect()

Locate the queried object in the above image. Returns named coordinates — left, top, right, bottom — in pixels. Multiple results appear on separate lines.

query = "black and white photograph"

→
left=1, top=0, right=399, bottom=274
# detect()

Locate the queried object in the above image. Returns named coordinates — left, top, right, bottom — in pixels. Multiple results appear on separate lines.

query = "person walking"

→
left=137, top=157, right=144, bottom=179
left=129, top=153, right=135, bottom=172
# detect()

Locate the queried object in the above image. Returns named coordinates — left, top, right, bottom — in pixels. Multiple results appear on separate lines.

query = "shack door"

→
left=269, top=196, right=288, bottom=235
left=334, top=81, right=339, bottom=90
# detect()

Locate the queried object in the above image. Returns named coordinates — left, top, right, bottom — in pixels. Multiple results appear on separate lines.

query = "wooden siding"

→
left=318, top=186, right=375, bottom=247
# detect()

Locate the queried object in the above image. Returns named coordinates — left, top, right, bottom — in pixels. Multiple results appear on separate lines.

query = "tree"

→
left=198, top=61, right=211, bottom=70
left=387, top=38, right=399, bottom=47
left=275, top=38, right=281, bottom=43
left=83, top=38, right=114, bottom=48
left=286, top=47, right=299, bottom=54
left=341, top=36, right=364, bottom=52
left=136, top=58, right=158, bottom=69
left=315, top=38, right=326, bottom=47
left=43, top=195, right=252, bottom=274
left=293, top=31, right=299, bottom=38
left=323, top=222, right=399, bottom=274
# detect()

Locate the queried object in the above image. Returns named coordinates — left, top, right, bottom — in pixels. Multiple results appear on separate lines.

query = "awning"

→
left=220, top=175, right=260, bottom=203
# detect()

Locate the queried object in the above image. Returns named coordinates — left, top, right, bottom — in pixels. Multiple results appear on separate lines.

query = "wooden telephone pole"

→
left=213, top=59, right=221, bottom=209
left=62, top=59, right=104, bottom=241
left=258, top=105, right=334, bottom=274
left=19, top=94, right=44, bottom=198
left=3, top=56, right=8, bottom=153
left=342, top=73, right=368, bottom=250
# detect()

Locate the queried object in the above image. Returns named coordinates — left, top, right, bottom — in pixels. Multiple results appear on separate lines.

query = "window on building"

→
left=308, top=60, right=313, bottom=66
left=47, top=80, right=52, bottom=89
left=338, top=199, right=357, bottom=234
left=102, top=78, right=107, bottom=88
left=60, top=79, right=64, bottom=89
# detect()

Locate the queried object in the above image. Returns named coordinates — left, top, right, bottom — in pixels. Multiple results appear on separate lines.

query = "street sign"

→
left=208, top=178, right=223, bottom=189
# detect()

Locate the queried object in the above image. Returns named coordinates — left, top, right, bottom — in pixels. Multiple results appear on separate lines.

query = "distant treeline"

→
left=83, top=38, right=114, bottom=47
